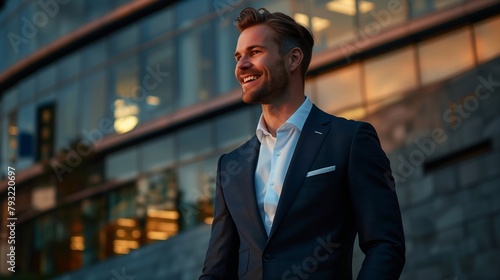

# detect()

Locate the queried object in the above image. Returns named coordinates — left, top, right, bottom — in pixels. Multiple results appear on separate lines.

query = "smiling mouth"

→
left=243, top=75, right=261, bottom=83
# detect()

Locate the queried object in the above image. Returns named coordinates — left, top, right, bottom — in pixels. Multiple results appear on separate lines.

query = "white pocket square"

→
left=306, top=165, right=336, bottom=177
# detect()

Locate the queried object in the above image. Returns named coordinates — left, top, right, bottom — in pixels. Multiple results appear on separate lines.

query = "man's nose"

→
left=236, top=55, right=252, bottom=70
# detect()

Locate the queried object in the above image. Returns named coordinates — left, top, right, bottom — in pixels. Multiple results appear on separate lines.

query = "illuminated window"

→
left=364, top=46, right=418, bottom=111
left=418, top=27, right=474, bottom=85
left=37, top=104, right=55, bottom=161
left=111, top=57, right=140, bottom=134
left=474, top=15, right=500, bottom=63
left=308, top=0, right=356, bottom=52
left=312, top=63, right=364, bottom=117
left=357, top=0, right=407, bottom=32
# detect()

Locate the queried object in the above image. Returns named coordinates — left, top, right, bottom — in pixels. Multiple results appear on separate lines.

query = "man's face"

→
left=234, top=24, right=289, bottom=104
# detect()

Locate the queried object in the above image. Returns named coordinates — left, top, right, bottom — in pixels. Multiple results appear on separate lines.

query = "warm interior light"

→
left=294, top=13, right=331, bottom=33
left=327, top=0, right=374, bottom=16
left=147, top=231, right=169, bottom=240
left=8, top=126, right=17, bottom=135
left=146, top=95, right=160, bottom=106
left=70, top=236, right=85, bottom=251
left=116, top=229, right=126, bottom=238
left=114, top=115, right=139, bottom=134
left=116, top=218, right=136, bottom=227
left=147, top=209, right=179, bottom=220
left=204, top=217, right=214, bottom=224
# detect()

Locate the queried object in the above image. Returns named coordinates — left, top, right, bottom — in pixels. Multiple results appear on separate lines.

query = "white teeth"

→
left=243, top=76, right=259, bottom=83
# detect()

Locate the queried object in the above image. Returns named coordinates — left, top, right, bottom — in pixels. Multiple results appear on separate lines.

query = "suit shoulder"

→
left=223, top=135, right=259, bottom=160
left=315, top=107, right=378, bottom=136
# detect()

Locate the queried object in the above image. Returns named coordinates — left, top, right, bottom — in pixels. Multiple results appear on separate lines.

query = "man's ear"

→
left=287, top=47, right=303, bottom=73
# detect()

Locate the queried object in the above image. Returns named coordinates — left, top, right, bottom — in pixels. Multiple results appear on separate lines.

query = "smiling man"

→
left=199, top=7, right=405, bottom=280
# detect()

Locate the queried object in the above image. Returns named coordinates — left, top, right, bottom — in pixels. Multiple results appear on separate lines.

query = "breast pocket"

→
left=302, top=165, right=338, bottom=187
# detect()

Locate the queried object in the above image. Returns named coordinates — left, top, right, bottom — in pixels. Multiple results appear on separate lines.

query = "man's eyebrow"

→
left=234, top=45, right=267, bottom=57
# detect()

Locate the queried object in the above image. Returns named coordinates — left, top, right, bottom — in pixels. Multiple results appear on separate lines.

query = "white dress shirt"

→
left=255, top=97, right=313, bottom=235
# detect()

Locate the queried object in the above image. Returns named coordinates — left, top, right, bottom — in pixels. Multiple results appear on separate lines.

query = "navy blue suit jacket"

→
left=200, top=105, right=405, bottom=280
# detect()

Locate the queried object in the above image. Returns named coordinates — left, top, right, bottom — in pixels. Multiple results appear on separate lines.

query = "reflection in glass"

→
left=178, top=23, right=214, bottom=107
left=105, top=147, right=138, bottom=181
left=177, top=156, right=217, bottom=229
left=141, top=41, right=176, bottom=121
left=309, top=0, right=356, bottom=52
left=357, top=0, right=407, bottom=31
left=55, top=83, right=79, bottom=151
left=411, top=0, right=465, bottom=17
left=110, top=23, right=139, bottom=56
left=313, top=63, right=363, bottom=114
left=111, top=57, right=140, bottom=134
left=139, top=136, right=175, bottom=172
left=81, top=70, right=107, bottom=133
left=177, top=122, right=213, bottom=161
left=215, top=108, right=253, bottom=148
left=474, top=15, right=500, bottom=63
left=418, top=27, right=474, bottom=85
left=364, top=46, right=417, bottom=110
left=17, top=103, right=36, bottom=170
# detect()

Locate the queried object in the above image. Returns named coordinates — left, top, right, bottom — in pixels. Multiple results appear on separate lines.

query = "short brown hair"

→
left=235, top=7, right=314, bottom=78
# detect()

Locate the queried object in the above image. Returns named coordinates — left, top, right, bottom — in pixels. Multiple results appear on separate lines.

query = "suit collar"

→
left=235, top=136, right=269, bottom=246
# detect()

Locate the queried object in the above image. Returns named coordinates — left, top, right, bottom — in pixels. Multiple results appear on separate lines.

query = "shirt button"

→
left=267, top=220, right=272, bottom=225
left=263, top=254, right=272, bottom=262
left=276, top=151, right=281, bottom=156
left=270, top=181, right=275, bottom=186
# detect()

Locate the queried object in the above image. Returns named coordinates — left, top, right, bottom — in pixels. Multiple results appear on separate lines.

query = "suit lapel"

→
left=268, top=106, right=331, bottom=240
left=235, top=136, right=269, bottom=246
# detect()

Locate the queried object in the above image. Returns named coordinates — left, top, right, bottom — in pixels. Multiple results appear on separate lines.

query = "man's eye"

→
left=251, top=50, right=261, bottom=56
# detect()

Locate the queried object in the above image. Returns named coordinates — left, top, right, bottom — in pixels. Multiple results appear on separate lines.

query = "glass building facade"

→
left=0, top=0, right=499, bottom=278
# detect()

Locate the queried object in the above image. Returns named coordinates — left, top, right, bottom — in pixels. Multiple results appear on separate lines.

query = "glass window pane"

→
left=141, top=41, right=176, bottom=121
left=418, top=27, right=474, bottom=85
left=2, top=86, right=18, bottom=114
left=110, top=23, right=139, bottom=56
left=178, top=24, right=214, bottom=107
left=411, top=0, right=465, bottom=17
left=177, top=156, right=217, bottom=228
left=175, top=0, right=209, bottom=27
left=82, top=38, right=108, bottom=70
left=55, top=82, right=79, bottom=151
left=106, top=147, right=138, bottom=181
left=312, top=63, right=363, bottom=114
left=215, top=17, right=239, bottom=94
left=111, top=57, right=140, bottom=134
left=17, top=103, right=36, bottom=170
left=81, top=70, right=108, bottom=132
left=474, top=15, right=500, bottom=63
left=58, top=0, right=85, bottom=36
left=177, top=122, right=213, bottom=161
left=57, top=52, right=81, bottom=82
left=216, top=108, right=253, bottom=148
left=36, top=64, right=57, bottom=92
left=139, top=136, right=175, bottom=172
left=141, top=7, right=174, bottom=40
left=19, top=77, right=36, bottom=102
left=85, top=0, right=112, bottom=21
left=308, top=0, right=356, bottom=52
left=364, top=47, right=417, bottom=107
left=358, top=0, right=408, bottom=31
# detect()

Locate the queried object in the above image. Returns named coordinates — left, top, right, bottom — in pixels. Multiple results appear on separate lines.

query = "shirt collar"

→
left=256, top=97, right=313, bottom=142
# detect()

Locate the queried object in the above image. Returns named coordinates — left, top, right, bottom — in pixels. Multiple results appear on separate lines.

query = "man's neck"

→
left=261, top=95, right=305, bottom=137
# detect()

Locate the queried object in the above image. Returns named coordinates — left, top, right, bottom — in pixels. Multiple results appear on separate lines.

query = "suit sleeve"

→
left=199, top=155, right=240, bottom=280
left=348, top=122, right=406, bottom=280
